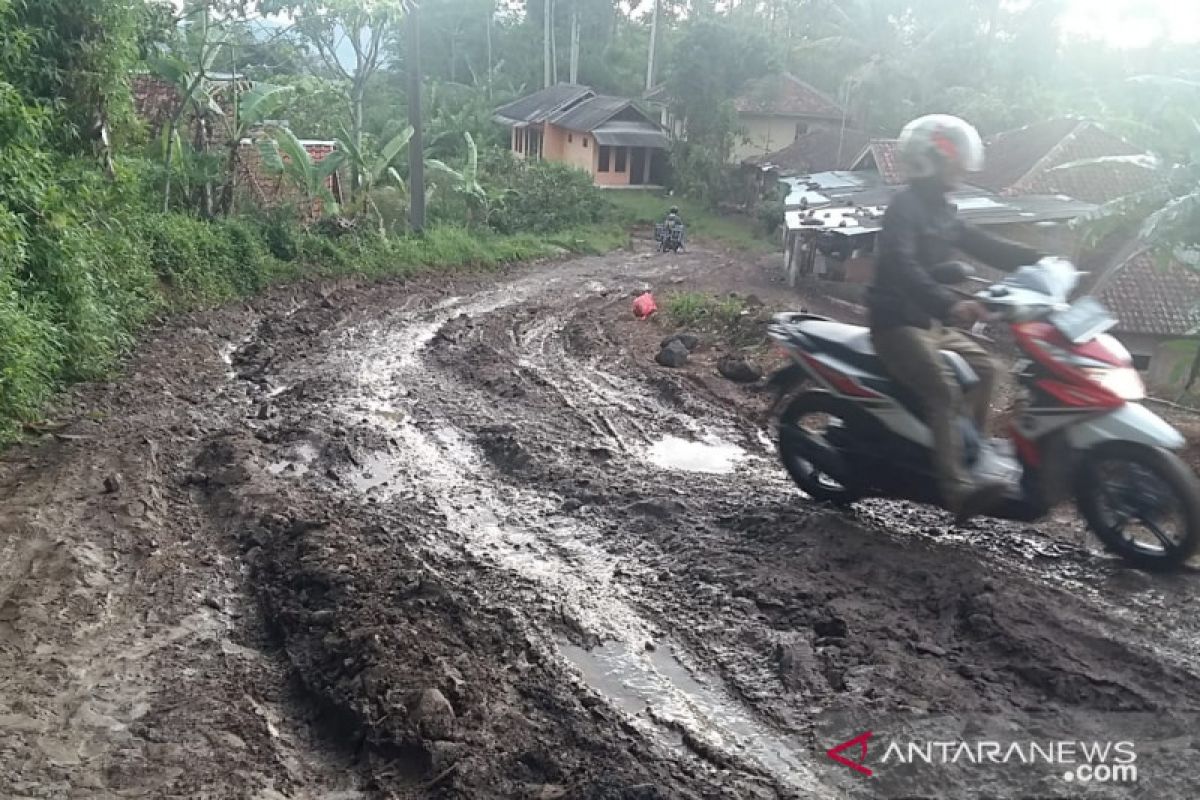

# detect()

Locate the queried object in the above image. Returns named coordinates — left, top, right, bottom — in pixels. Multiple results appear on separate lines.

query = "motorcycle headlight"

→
left=1083, top=366, right=1145, bottom=401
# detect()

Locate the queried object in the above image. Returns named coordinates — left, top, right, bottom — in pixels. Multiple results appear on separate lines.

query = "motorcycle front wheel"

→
left=1076, top=441, right=1200, bottom=571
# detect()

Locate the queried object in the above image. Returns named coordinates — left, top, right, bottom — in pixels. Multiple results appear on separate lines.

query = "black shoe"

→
left=954, top=481, right=1008, bottom=525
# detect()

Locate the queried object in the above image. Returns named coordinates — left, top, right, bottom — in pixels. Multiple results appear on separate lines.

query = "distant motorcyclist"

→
left=868, top=114, right=1044, bottom=522
left=660, top=206, right=684, bottom=253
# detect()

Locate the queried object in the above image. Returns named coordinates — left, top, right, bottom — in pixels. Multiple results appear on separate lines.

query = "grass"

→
left=663, top=291, right=750, bottom=328
left=0, top=217, right=632, bottom=446
left=606, top=190, right=776, bottom=253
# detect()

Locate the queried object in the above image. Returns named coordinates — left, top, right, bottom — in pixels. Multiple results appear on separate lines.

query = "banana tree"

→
left=1052, top=74, right=1200, bottom=398
left=426, top=132, right=490, bottom=227
left=337, top=124, right=415, bottom=233
left=256, top=126, right=347, bottom=218
left=215, top=82, right=296, bottom=216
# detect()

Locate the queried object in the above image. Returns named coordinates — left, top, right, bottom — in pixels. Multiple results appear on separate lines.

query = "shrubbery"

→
left=481, top=154, right=613, bottom=234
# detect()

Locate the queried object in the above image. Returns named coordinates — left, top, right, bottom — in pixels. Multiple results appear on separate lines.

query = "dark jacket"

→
left=868, top=182, right=1042, bottom=330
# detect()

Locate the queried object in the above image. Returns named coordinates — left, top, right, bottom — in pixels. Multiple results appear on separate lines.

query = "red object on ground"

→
left=632, top=292, right=657, bottom=319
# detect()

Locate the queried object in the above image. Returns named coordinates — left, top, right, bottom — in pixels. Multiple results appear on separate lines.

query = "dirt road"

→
left=3, top=242, right=1200, bottom=799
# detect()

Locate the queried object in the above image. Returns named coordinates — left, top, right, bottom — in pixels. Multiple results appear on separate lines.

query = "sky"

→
left=1060, top=0, right=1200, bottom=48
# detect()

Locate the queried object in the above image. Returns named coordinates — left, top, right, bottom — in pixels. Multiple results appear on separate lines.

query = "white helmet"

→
left=897, top=114, right=985, bottom=181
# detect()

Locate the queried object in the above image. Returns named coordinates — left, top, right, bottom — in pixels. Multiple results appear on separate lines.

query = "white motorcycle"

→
left=767, top=258, right=1200, bottom=570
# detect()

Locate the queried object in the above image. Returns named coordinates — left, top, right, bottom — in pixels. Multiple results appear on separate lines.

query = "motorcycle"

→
left=766, top=257, right=1200, bottom=570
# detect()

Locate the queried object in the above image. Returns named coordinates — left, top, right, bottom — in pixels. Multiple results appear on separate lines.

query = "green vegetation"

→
left=663, top=292, right=748, bottom=329
left=607, top=191, right=775, bottom=253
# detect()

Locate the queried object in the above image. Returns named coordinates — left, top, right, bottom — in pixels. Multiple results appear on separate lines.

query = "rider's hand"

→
left=949, top=300, right=990, bottom=325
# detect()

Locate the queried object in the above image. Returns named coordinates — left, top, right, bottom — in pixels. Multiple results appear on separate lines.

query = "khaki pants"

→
left=870, top=325, right=998, bottom=510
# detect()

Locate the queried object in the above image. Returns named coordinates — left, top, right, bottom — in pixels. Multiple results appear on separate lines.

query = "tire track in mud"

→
left=223, top=247, right=1200, bottom=798
left=320, top=269, right=832, bottom=794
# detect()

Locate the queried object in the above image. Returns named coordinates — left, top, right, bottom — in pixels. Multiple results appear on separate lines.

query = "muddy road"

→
left=3, top=242, right=1200, bottom=799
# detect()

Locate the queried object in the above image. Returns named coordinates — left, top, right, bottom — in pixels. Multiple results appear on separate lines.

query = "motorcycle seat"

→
left=792, top=320, right=980, bottom=390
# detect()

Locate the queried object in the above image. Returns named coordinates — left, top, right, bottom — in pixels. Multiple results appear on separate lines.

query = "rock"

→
left=913, top=641, right=947, bottom=657
left=660, top=332, right=700, bottom=351
left=655, top=341, right=689, bottom=368
left=717, top=354, right=763, bottom=383
left=103, top=474, right=122, bottom=494
left=813, top=617, right=849, bottom=640
left=410, top=687, right=456, bottom=740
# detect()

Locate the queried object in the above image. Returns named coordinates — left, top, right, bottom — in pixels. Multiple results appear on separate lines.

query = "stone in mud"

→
left=717, top=354, right=763, bottom=383
left=813, top=616, right=849, bottom=640
left=660, top=332, right=700, bottom=352
left=655, top=341, right=689, bottom=368
left=104, top=473, right=123, bottom=494
left=410, top=687, right=456, bottom=740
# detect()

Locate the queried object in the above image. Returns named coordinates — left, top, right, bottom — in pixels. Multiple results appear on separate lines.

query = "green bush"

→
left=486, top=159, right=613, bottom=235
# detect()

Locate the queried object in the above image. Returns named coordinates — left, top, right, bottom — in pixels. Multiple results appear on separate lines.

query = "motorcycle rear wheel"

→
left=777, top=391, right=863, bottom=506
left=1076, top=441, right=1200, bottom=571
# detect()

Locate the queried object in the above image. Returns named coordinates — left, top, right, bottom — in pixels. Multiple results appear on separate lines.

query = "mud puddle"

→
left=646, top=434, right=747, bottom=473
left=561, top=640, right=823, bottom=790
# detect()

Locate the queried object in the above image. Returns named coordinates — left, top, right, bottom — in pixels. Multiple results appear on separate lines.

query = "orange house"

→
left=495, top=84, right=669, bottom=187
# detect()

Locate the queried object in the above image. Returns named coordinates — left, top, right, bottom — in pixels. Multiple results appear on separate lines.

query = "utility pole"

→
left=550, top=0, right=558, bottom=84
left=645, top=0, right=659, bottom=93
left=486, top=0, right=494, bottom=99
left=407, top=2, right=425, bottom=233
left=569, top=0, right=580, bottom=84
left=543, top=0, right=552, bottom=87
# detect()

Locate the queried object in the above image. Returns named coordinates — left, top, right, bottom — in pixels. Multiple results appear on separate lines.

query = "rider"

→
left=869, top=114, right=1044, bottom=522
left=664, top=205, right=683, bottom=231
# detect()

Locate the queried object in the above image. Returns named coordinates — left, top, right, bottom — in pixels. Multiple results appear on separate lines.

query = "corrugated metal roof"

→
left=592, top=121, right=668, bottom=149
left=550, top=95, right=635, bottom=131
left=494, top=84, right=593, bottom=125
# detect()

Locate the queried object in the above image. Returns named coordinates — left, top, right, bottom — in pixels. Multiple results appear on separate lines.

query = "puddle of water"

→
left=561, top=640, right=821, bottom=787
left=647, top=435, right=746, bottom=474
left=349, top=451, right=402, bottom=493
left=267, top=443, right=318, bottom=477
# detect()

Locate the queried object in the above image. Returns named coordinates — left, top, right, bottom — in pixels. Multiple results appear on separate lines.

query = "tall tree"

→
left=260, top=0, right=406, bottom=199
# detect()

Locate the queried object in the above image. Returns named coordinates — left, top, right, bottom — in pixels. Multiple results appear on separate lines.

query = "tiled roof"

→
left=551, top=95, right=639, bottom=132
left=1097, top=252, right=1200, bottom=337
left=744, top=127, right=870, bottom=174
left=855, top=139, right=902, bottom=184
left=972, top=118, right=1155, bottom=204
left=973, top=118, right=1082, bottom=193
left=1010, top=124, right=1157, bottom=204
left=734, top=73, right=844, bottom=120
left=494, top=84, right=593, bottom=125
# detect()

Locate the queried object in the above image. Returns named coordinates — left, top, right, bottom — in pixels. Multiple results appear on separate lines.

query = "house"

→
left=730, top=73, right=848, bottom=163
left=645, top=72, right=849, bottom=164
left=132, top=73, right=342, bottom=218
left=1094, top=252, right=1200, bottom=387
left=743, top=127, right=871, bottom=176
left=494, top=84, right=669, bottom=187
left=776, top=116, right=1197, bottom=391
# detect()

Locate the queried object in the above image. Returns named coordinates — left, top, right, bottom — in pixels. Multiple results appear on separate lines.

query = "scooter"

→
left=766, top=258, right=1200, bottom=570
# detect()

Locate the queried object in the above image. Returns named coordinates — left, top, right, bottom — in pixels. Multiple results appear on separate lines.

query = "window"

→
left=598, top=145, right=611, bottom=172
left=568, top=133, right=573, bottom=143
left=515, top=129, right=523, bottom=154
left=614, top=146, right=627, bottom=173
left=794, top=122, right=809, bottom=140
left=1132, top=354, right=1152, bottom=371
left=582, top=137, right=589, bottom=148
